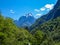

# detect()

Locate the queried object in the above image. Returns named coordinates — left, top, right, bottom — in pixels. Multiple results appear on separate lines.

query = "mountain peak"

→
left=25, top=13, right=33, bottom=17
left=14, top=13, right=36, bottom=28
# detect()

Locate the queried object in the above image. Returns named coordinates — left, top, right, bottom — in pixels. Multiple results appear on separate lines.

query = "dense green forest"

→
left=0, top=13, right=60, bottom=45
left=0, top=14, right=37, bottom=45
left=31, top=16, right=60, bottom=45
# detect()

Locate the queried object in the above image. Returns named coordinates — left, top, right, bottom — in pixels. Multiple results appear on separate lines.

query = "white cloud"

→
left=34, top=9, right=40, bottom=12
left=34, top=4, right=54, bottom=12
left=40, top=7, right=46, bottom=11
left=36, top=14, right=42, bottom=16
left=10, top=10, right=15, bottom=14
left=35, top=14, right=42, bottom=18
left=34, top=4, right=54, bottom=18
left=45, top=4, right=54, bottom=10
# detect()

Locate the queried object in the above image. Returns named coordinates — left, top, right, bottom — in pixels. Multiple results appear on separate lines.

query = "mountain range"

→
left=14, top=13, right=36, bottom=28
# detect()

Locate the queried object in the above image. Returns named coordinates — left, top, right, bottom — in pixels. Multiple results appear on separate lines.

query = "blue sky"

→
left=0, top=0, right=57, bottom=20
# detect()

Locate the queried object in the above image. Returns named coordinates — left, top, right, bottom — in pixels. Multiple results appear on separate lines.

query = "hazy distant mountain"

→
left=14, top=13, right=36, bottom=28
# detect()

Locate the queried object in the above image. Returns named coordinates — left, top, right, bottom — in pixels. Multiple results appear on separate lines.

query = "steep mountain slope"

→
left=32, top=16, right=60, bottom=45
left=30, top=0, right=60, bottom=30
left=31, top=17, right=60, bottom=32
left=14, top=13, right=36, bottom=28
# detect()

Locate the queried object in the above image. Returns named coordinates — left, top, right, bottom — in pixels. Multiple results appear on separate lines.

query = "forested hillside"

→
left=0, top=0, right=60, bottom=45
left=31, top=17, right=60, bottom=45
left=0, top=14, right=37, bottom=45
left=0, top=13, right=60, bottom=45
